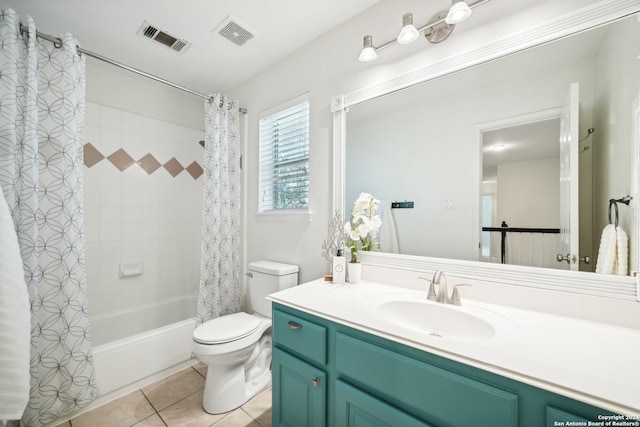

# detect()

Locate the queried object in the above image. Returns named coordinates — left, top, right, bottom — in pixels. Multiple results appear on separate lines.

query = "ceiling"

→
left=482, top=118, right=561, bottom=181
left=3, top=0, right=381, bottom=94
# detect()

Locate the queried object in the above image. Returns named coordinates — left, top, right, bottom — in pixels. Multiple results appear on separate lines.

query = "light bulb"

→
left=358, top=35, right=378, bottom=62
left=397, top=13, right=419, bottom=44
left=446, top=0, right=472, bottom=25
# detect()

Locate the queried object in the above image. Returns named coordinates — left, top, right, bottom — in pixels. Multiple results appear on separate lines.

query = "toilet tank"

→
left=248, top=260, right=298, bottom=317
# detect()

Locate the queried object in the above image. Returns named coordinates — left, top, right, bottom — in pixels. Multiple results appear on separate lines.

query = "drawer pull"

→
left=311, top=378, right=320, bottom=386
left=287, top=321, right=302, bottom=330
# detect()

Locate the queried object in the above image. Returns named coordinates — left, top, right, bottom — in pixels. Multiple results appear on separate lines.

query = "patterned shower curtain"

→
left=196, top=94, right=242, bottom=323
left=0, top=9, right=98, bottom=426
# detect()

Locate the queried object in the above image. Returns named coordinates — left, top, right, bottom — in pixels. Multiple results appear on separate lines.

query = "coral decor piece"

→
left=321, top=210, right=345, bottom=279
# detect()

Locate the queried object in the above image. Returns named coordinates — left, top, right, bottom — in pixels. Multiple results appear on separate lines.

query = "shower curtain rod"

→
left=20, top=24, right=248, bottom=114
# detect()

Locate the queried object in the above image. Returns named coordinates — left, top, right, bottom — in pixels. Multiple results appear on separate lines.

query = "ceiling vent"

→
left=137, top=21, right=192, bottom=53
left=213, top=17, right=255, bottom=47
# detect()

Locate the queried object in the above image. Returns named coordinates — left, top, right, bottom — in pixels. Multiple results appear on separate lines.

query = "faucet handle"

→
left=418, top=277, right=438, bottom=301
left=450, top=284, right=471, bottom=306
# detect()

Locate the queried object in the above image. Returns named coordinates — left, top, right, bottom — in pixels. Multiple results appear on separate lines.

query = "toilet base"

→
left=202, top=361, right=271, bottom=414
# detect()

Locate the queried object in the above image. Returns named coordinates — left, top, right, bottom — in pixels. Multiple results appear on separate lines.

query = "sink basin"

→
left=376, top=300, right=496, bottom=340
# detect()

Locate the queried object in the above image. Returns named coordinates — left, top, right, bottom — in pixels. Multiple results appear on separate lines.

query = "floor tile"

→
left=142, top=367, right=205, bottom=411
left=212, top=409, right=261, bottom=427
left=242, top=387, right=271, bottom=427
left=158, top=389, right=226, bottom=427
left=193, top=362, right=207, bottom=378
left=71, top=390, right=155, bottom=427
left=132, top=413, right=166, bottom=426
left=54, top=422, right=71, bottom=427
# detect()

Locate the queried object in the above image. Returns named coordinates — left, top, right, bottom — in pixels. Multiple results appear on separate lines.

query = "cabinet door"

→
left=272, top=348, right=326, bottom=427
left=336, top=380, right=434, bottom=427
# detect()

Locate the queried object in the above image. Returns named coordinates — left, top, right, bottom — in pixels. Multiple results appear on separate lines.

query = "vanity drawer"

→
left=335, top=333, right=518, bottom=427
left=273, top=309, right=327, bottom=365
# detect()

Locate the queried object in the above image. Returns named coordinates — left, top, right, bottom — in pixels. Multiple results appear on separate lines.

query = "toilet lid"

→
left=193, top=312, right=261, bottom=344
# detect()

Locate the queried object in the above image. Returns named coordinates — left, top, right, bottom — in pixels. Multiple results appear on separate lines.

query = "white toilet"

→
left=192, top=260, right=298, bottom=414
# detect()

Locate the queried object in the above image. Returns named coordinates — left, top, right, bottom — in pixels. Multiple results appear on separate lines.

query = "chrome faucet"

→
left=432, top=270, right=449, bottom=304
left=418, top=270, right=466, bottom=305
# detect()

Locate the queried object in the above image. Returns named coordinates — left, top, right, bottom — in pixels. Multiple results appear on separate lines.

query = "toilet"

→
left=192, top=260, right=298, bottom=414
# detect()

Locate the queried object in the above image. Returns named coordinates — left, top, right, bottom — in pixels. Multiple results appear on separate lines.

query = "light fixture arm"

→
left=369, top=0, right=490, bottom=53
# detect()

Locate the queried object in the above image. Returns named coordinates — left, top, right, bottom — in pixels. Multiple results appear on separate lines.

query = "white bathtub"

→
left=92, top=317, right=197, bottom=395
left=90, top=295, right=198, bottom=346
left=45, top=318, right=197, bottom=426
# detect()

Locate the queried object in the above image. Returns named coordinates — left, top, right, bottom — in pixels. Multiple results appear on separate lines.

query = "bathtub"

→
left=44, top=299, right=199, bottom=426
left=90, top=295, right=198, bottom=346
left=92, top=317, right=197, bottom=395
left=90, top=295, right=199, bottom=394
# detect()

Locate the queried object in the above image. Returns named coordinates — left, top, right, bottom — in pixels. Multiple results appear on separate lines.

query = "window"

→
left=259, top=96, right=309, bottom=212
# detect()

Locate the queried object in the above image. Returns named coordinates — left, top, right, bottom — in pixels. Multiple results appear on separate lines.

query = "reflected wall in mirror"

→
left=345, top=13, right=640, bottom=276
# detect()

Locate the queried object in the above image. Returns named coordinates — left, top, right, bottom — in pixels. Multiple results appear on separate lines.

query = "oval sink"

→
left=376, top=300, right=496, bottom=340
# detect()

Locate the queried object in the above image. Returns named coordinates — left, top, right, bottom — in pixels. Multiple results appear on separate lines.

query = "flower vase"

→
left=347, top=262, right=362, bottom=284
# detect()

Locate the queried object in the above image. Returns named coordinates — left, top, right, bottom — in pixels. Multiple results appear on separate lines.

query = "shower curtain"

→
left=196, top=94, right=242, bottom=324
left=0, top=9, right=98, bottom=426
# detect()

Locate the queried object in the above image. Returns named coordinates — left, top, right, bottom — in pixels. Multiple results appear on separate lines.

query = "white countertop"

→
left=268, top=279, right=640, bottom=416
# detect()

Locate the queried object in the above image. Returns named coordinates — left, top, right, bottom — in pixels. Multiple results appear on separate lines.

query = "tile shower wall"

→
left=84, top=101, right=204, bottom=346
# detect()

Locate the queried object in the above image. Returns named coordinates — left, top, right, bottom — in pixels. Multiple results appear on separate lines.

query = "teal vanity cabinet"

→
left=272, top=309, right=327, bottom=427
left=272, top=303, right=612, bottom=427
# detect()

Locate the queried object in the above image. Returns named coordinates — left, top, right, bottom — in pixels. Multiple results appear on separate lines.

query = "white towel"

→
left=0, top=189, right=31, bottom=421
left=595, top=224, right=628, bottom=275
left=378, top=200, right=400, bottom=253
left=614, top=226, right=628, bottom=275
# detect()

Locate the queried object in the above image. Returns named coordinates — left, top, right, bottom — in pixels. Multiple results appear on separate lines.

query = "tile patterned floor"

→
left=56, top=363, right=272, bottom=427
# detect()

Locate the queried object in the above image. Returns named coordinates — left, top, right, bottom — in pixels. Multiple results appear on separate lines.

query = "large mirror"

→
left=343, top=10, right=640, bottom=280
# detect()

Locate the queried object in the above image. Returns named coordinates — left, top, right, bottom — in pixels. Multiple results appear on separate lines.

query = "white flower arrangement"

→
left=344, top=192, right=381, bottom=263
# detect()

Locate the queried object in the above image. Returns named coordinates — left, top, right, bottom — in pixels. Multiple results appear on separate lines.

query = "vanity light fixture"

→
left=358, top=0, right=489, bottom=62
left=492, top=144, right=506, bottom=151
left=397, top=13, right=420, bottom=44
left=359, top=35, right=378, bottom=62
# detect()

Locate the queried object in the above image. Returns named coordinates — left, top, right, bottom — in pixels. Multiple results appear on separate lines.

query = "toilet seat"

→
left=194, top=312, right=261, bottom=345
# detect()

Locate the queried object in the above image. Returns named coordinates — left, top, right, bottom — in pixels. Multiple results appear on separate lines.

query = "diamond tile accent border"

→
left=82, top=144, right=203, bottom=180
left=186, top=161, right=204, bottom=180
left=107, top=148, right=135, bottom=171
left=83, top=143, right=105, bottom=168
left=137, top=153, right=162, bottom=175
left=163, top=157, right=184, bottom=177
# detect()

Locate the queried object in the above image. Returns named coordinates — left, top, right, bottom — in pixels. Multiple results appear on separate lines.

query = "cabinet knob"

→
left=311, top=378, right=320, bottom=386
left=287, top=321, right=302, bottom=330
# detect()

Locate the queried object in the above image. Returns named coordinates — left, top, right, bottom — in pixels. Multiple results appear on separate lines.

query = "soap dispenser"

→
left=333, top=249, right=346, bottom=284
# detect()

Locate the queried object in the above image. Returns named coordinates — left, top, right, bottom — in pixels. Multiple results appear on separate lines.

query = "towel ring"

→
left=608, top=196, right=632, bottom=227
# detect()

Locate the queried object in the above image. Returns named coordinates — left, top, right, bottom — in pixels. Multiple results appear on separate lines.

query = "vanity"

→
left=269, top=279, right=640, bottom=427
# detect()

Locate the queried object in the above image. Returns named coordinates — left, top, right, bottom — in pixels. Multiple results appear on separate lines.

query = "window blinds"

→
left=259, top=100, right=310, bottom=212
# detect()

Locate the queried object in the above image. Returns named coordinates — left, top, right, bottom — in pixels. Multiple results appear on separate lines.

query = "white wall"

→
left=227, top=0, right=606, bottom=284
left=84, top=61, right=205, bottom=344
left=497, top=158, right=560, bottom=228
left=593, top=16, right=640, bottom=273
left=86, top=62, right=204, bottom=130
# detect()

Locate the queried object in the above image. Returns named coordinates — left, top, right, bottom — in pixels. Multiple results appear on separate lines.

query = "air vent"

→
left=213, top=17, right=255, bottom=47
left=137, top=21, right=192, bottom=54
